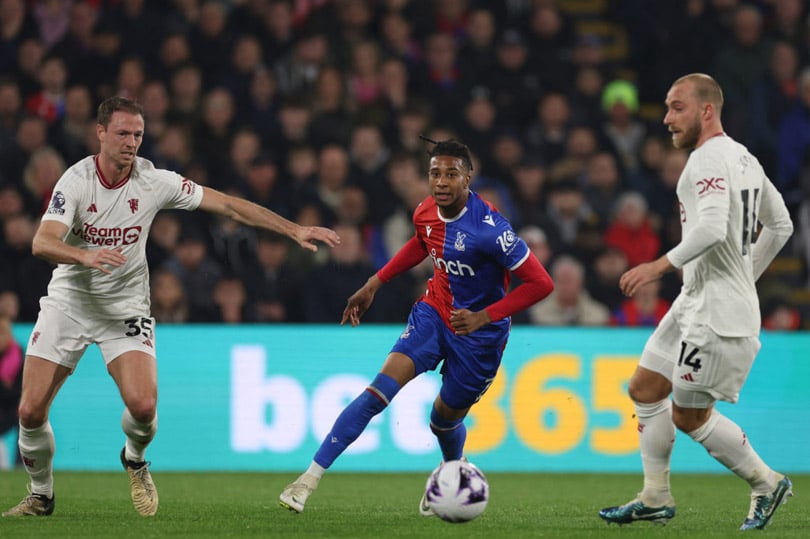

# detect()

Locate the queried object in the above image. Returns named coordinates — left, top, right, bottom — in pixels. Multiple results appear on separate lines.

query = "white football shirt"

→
left=666, top=134, right=793, bottom=337
left=41, top=155, right=204, bottom=319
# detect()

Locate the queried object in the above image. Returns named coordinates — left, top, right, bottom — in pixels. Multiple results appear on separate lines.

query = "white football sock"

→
left=636, top=399, right=675, bottom=505
left=18, top=421, right=55, bottom=498
left=688, top=409, right=776, bottom=494
left=306, top=461, right=325, bottom=479
left=121, top=409, right=157, bottom=462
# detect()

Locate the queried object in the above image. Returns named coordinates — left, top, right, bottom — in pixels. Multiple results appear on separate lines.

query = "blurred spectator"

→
left=610, top=280, right=671, bottom=327
left=51, top=2, right=101, bottom=88
left=390, top=99, right=433, bottom=157
left=0, top=291, right=19, bottom=321
left=1, top=213, right=50, bottom=321
left=22, top=145, right=65, bottom=217
left=24, top=55, right=67, bottom=125
left=48, top=83, right=94, bottom=165
left=374, top=56, right=412, bottom=125
left=14, top=37, right=45, bottom=97
left=538, top=179, right=602, bottom=264
left=155, top=32, right=193, bottom=83
left=569, top=66, right=605, bottom=130
left=194, top=87, right=236, bottom=186
left=222, top=34, right=265, bottom=107
left=746, top=41, right=801, bottom=177
left=152, top=123, right=195, bottom=174
left=528, top=255, right=610, bottom=326
left=764, top=0, right=808, bottom=65
left=0, top=78, right=23, bottom=164
left=0, top=0, right=40, bottom=75
left=378, top=8, right=422, bottom=69
left=309, top=65, right=353, bottom=148
left=526, top=2, right=577, bottom=92
left=146, top=211, right=183, bottom=272
left=313, top=144, right=352, bottom=223
left=2, top=114, right=49, bottom=185
left=524, top=91, right=571, bottom=167
left=241, top=231, right=306, bottom=323
left=487, top=27, right=539, bottom=130
left=150, top=269, right=189, bottom=323
left=587, top=246, right=629, bottom=312
left=189, top=0, right=233, bottom=89
left=347, top=39, right=383, bottom=107
left=0, top=314, right=23, bottom=469
left=600, top=79, right=646, bottom=175
left=161, top=229, right=223, bottom=322
left=208, top=198, right=259, bottom=276
left=520, top=225, right=554, bottom=268
left=302, top=222, right=381, bottom=322
left=511, top=157, right=548, bottom=228
left=272, top=95, right=314, bottom=167
left=139, top=80, right=172, bottom=160
left=261, top=0, right=296, bottom=66
left=241, top=152, right=291, bottom=218
left=581, top=151, right=625, bottom=225
left=603, top=191, right=661, bottom=268
left=414, top=31, right=470, bottom=127
left=349, top=124, right=394, bottom=224
left=776, top=67, right=810, bottom=217
left=168, top=63, right=204, bottom=127
left=762, top=298, right=802, bottom=331
left=114, top=56, right=146, bottom=101
left=711, top=3, right=775, bottom=140
left=457, top=7, right=497, bottom=84
left=212, top=276, right=254, bottom=323
left=240, top=66, right=281, bottom=147
left=273, top=29, right=330, bottom=98
left=458, top=87, right=498, bottom=164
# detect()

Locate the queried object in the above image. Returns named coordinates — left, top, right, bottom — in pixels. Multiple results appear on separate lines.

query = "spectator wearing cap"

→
left=599, top=79, right=647, bottom=175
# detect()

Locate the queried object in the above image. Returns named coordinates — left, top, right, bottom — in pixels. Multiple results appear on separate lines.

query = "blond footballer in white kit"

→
left=598, top=74, right=794, bottom=531
left=2, top=97, right=340, bottom=518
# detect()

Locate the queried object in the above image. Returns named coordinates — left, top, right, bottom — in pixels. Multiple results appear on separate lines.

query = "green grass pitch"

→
left=1, top=470, right=807, bottom=538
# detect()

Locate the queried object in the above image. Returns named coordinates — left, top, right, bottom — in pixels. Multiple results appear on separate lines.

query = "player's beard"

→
left=672, top=116, right=701, bottom=150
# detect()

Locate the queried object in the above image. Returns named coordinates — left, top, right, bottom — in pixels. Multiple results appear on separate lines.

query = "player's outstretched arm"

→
left=198, top=187, right=340, bottom=252
left=32, top=220, right=126, bottom=274
left=341, top=274, right=382, bottom=327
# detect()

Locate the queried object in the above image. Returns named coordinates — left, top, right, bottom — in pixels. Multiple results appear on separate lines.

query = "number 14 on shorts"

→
left=678, top=342, right=702, bottom=373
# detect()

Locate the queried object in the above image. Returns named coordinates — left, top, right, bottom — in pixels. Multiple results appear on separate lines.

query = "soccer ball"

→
left=424, top=459, right=489, bottom=523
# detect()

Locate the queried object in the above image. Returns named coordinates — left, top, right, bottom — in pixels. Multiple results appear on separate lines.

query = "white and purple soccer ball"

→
left=424, top=459, right=489, bottom=523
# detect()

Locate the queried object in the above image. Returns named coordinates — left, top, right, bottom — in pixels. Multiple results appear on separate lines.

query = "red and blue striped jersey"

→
left=412, top=191, right=530, bottom=326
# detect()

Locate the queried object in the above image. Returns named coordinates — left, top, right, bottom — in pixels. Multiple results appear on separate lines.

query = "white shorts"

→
left=640, top=308, right=760, bottom=407
left=27, top=298, right=157, bottom=372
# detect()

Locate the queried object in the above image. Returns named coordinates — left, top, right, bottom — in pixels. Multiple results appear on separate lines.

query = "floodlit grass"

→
left=0, top=470, right=807, bottom=538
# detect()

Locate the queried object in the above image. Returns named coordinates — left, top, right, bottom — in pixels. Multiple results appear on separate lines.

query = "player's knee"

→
left=17, top=401, right=47, bottom=429
left=672, top=405, right=712, bottom=434
left=126, top=399, right=157, bottom=423
left=628, top=370, right=671, bottom=403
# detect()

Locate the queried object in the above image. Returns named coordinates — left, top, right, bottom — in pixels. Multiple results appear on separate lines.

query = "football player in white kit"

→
left=2, top=97, right=340, bottom=517
left=598, top=74, right=794, bottom=530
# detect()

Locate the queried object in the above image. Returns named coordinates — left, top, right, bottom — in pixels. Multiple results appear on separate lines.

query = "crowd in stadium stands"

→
left=0, top=0, right=808, bottom=328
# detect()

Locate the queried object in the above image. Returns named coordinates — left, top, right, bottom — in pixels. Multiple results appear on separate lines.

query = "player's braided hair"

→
left=97, top=96, right=144, bottom=127
left=420, top=135, right=474, bottom=173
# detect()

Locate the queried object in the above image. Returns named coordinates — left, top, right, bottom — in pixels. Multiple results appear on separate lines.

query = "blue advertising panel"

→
left=9, top=324, right=810, bottom=473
